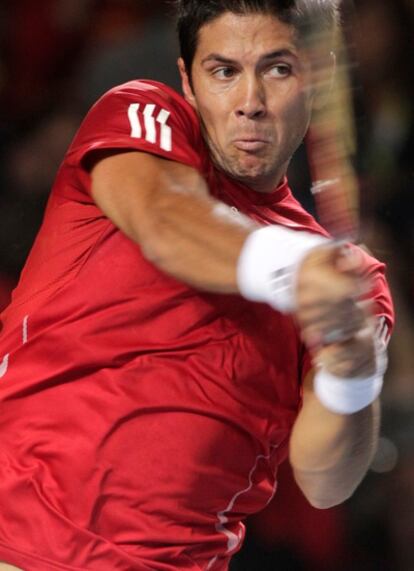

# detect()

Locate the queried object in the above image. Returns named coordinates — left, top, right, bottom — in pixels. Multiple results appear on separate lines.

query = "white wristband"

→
left=314, top=348, right=388, bottom=415
left=237, top=225, right=328, bottom=313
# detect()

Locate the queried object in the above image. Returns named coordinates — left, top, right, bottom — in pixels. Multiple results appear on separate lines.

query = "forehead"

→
left=195, top=12, right=298, bottom=62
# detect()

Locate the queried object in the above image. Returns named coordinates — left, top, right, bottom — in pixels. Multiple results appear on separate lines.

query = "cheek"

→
left=193, top=78, right=235, bottom=139
left=198, top=100, right=230, bottom=145
left=278, top=92, right=312, bottom=137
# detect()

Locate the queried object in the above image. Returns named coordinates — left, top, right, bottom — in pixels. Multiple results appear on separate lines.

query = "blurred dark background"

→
left=0, top=1, right=413, bottom=569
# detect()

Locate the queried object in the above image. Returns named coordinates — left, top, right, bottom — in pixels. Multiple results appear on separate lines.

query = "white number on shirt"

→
left=128, top=103, right=172, bottom=152
left=0, top=354, right=9, bottom=379
left=0, top=316, right=29, bottom=380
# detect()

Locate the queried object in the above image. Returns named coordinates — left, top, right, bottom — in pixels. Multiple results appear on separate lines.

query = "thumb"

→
left=334, top=244, right=362, bottom=275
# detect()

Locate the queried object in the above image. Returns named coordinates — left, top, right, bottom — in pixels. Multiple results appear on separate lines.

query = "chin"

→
left=234, top=160, right=273, bottom=180
left=215, top=149, right=278, bottom=185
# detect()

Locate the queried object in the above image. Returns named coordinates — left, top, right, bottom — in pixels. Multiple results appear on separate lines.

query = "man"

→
left=0, top=1, right=393, bottom=570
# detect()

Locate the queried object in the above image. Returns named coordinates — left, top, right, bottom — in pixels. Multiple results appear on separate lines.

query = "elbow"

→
left=304, top=491, right=353, bottom=510
left=292, top=468, right=359, bottom=510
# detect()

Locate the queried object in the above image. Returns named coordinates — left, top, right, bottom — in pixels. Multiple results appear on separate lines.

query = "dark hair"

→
left=175, top=0, right=340, bottom=73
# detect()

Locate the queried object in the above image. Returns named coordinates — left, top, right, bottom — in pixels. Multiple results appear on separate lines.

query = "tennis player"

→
left=0, top=1, right=394, bottom=569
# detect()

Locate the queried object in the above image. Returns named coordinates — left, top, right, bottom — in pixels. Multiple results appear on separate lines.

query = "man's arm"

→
left=290, top=378, right=380, bottom=509
left=90, top=150, right=253, bottom=293
left=92, top=150, right=387, bottom=507
left=90, top=150, right=359, bottom=307
left=290, top=329, right=382, bottom=509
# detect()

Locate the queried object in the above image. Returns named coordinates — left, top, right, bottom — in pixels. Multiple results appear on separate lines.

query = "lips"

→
left=233, top=139, right=269, bottom=152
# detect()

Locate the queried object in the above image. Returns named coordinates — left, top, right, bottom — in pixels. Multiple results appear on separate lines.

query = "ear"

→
left=178, top=58, right=197, bottom=109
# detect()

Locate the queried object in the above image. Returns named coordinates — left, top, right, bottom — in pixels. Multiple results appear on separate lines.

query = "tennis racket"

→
left=305, top=1, right=360, bottom=242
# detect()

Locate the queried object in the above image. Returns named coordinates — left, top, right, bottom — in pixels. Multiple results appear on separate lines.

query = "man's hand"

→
left=295, top=243, right=380, bottom=379
left=296, top=243, right=369, bottom=350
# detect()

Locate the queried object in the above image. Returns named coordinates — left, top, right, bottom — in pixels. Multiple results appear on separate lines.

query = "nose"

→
left=235, top=75, right=267, bottom=120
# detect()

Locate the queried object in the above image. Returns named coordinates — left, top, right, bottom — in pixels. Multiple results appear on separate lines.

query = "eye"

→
left=267, top=64, right=292, bottom=78
left=212, top=66, right=236, bottom=80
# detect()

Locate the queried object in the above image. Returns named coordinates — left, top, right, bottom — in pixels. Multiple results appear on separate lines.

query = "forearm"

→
left=137, top=183, right=251, bottom=292
left=91, top=151, right=255, bottom=293
left=290, top=383, right=380, bottom=508
left=91, top=151, right=327, bottom=301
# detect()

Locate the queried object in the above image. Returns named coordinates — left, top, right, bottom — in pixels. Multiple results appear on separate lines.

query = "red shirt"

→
left=0, top=81, right=393, bottom=571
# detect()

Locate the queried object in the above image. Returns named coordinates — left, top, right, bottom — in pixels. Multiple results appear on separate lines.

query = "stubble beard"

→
left=202, top=127, right=288, bottom=193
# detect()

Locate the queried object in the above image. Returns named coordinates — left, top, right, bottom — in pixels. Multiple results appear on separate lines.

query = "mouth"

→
left=233, top=139, right=270, bottom=152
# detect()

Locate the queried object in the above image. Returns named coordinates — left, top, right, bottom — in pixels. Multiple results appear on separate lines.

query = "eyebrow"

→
left=201, top=49, right=297, bottom=66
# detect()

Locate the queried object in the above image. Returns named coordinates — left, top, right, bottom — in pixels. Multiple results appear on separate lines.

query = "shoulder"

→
left=95, top=79, right=199, bottom=130
left=108, top=79, right=186, bottom=104
left=66, top=79, right=205, bottom=173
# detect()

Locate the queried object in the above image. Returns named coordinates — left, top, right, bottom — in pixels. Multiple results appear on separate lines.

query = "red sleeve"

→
left=352, top=244, right=395, bottom=345
left=65, top=80, right=203, bottom=174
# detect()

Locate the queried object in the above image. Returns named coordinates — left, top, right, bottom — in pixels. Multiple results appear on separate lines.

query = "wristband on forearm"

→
left=237, top=225, right=329, bottom=313
left=314, top=344, right=388, bottom=415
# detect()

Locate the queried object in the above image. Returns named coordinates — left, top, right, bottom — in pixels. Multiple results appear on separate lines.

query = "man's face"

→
left=179, top=12, right=315, bottom=193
